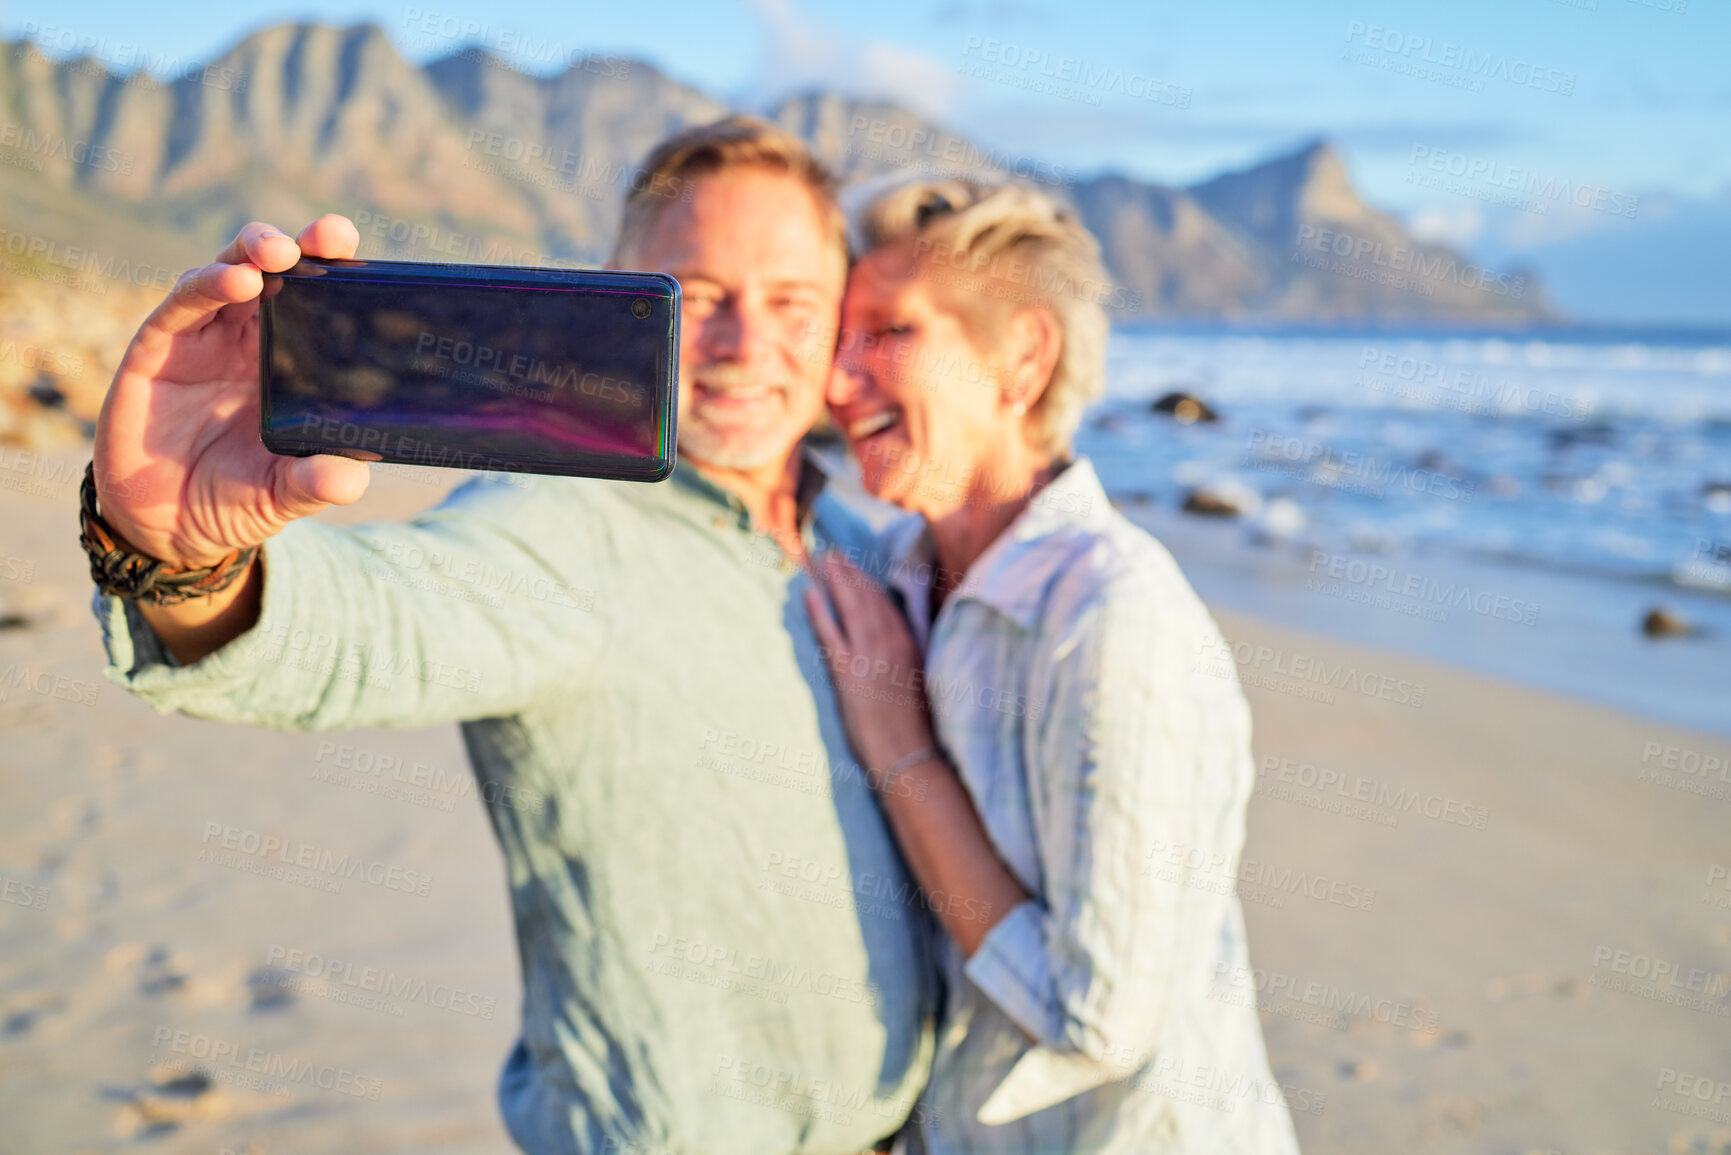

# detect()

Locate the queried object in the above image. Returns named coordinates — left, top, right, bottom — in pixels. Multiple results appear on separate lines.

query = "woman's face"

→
left=826, top=243, right=1029, bottom=517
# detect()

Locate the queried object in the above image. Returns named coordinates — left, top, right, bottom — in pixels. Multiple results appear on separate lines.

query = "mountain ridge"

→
left=0, top=21, right=1552, bottom=324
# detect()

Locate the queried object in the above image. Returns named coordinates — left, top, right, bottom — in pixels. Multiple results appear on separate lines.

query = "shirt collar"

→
left=883, top=456, right=1112, bottom=639
left=665, top=442, right=831, bottom=533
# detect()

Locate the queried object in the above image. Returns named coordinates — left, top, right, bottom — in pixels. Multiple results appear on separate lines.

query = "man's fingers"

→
left=135, top=221, right=302, bottom=341
left=131, top=216, right=349, bottom=352
left=214, top=221, right=304, bottom=274
left=215, top=295, right=262, bottom=328
left=297, top=215, right=361, bottom=261
left=273, top=454, right=372, bottom=520
left=143, top=260, right=270, bottom=338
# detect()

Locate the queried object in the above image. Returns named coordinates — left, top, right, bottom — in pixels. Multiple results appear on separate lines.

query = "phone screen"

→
left=261, top=259, right=679, bottom=481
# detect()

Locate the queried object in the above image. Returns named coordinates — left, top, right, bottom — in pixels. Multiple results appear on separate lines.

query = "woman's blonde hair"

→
left=854, top=178, right=1112, bottom=458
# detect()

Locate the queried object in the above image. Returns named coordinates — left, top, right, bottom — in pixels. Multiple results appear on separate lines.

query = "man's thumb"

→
left=278, top=454, right=371, bottom=518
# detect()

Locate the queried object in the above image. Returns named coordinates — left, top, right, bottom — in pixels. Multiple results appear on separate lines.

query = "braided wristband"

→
left=79, top=462, right=258, bottom=604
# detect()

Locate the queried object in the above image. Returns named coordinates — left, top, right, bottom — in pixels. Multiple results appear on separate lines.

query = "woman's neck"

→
left=927, top=443, right=1057, bottom=611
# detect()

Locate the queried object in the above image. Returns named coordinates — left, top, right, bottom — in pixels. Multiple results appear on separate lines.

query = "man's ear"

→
left=1004, top=306, right=1062, bottom=414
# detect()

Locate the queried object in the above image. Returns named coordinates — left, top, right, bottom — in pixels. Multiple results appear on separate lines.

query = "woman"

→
left=804, top=180, right=1303, bottom=1154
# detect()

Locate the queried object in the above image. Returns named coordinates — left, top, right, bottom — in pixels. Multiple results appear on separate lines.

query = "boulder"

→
left=1182, top=482, right=1259, bottom=518
left=1152, top=391, right=1220, bottom=424
left=1641, top=606, right=1693, bottom=638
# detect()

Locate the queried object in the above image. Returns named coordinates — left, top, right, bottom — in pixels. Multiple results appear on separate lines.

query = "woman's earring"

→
left=1011, top=400, right=1027, bottom=417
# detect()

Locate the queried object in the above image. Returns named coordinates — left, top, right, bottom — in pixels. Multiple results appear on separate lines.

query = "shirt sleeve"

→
left=965, top=563, right=1253, bottom=1124
left=92, top=474, right=616, bottom=731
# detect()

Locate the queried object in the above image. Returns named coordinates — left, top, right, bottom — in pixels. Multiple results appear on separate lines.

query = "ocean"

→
left=1077, top=329, right=1731, bottom=735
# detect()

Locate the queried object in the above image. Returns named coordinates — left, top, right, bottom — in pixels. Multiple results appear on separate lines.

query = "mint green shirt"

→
left=91, top=456, right=937, bottom=1155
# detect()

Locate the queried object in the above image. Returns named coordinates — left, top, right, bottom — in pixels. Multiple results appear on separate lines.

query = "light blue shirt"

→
left=870, top=458, right=1303, bottom=1154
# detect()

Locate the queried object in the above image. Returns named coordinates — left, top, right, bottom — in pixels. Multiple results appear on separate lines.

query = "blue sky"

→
left=7, top=0, right=1724, bottom=199
left=7, top=0, right=1729, bottom=320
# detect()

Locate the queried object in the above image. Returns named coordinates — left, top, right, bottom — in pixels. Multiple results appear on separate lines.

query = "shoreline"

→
left=1107, top=319, right=1731, bottom=345
left=815, top=439, right=1731, bottom=738
left=1116, top=498, right=1731, bottom=738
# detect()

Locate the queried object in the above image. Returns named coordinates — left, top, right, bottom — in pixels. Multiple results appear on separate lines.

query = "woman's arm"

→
left=804, top=552, right=1030, bottom=956
left=965, top=561, right=1254, bottom=1122
left=816, top=544, right=1257, bottom=1123
left=869, top=750, right=1031, bottom=958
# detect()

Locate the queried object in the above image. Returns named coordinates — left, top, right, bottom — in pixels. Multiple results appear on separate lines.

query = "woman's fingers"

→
left=803, top=585, right=848, bottom=660
left=818, top=552, right=874, bottom=626
left=812, top=550, right=922, bottom=675
left=821, top=552, right=904, bottom=647
left=812, top=553, right=858, bottom=629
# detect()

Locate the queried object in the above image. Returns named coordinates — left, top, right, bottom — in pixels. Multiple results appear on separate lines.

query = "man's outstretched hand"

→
left=93, top=215, right=370, bottom=570
left=91, top=216, right=368, bottom=662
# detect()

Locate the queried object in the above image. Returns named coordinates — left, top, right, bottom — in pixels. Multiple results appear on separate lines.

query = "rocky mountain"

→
left=1067, top=176, right=1267, bottom=316
left=0, top=24, right=711, bottom=266
left=0, top=20, right=1552, bottom=327
left=768, top=93, right=1548, bottom=322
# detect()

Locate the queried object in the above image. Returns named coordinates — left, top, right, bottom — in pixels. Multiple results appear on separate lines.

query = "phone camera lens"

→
left=631, top=298, right=653, bottom=319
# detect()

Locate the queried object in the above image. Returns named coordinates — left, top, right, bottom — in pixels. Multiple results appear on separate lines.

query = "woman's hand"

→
left=805, top=550, right=1032, bottom=955
left=803, top=551, right=935, bottom=783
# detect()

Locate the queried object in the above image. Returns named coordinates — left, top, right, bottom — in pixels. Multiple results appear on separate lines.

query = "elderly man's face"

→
left=629, top=166, right=846, bottom=472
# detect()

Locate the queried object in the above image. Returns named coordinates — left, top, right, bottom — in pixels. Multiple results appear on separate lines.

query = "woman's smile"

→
left=845, top=406, right=904, bottom=442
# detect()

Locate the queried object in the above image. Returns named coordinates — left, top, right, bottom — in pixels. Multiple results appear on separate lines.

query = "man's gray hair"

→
left=611, top=116, right=846, bottom=269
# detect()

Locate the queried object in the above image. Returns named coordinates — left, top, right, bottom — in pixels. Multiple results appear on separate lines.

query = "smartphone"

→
left=260, top=257, right=679, bottom=482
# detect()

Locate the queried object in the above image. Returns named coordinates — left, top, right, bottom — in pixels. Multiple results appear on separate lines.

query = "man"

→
left=86, top=118, right=935, bottom=1155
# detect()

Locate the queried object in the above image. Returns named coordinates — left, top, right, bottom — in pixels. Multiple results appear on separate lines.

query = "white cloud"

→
left=1405, top=203, right=1484, bottom=249
left=742, top=0, right=962, bottom=118
left=1492, top=196, right=1653, bottom=253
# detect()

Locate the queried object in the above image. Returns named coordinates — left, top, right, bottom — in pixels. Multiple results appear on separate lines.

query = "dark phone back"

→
left=260, top=257, right=679, bottom=482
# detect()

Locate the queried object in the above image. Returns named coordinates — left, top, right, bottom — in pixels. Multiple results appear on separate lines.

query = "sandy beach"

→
left=3, top=446, right=1729, bottom=1155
